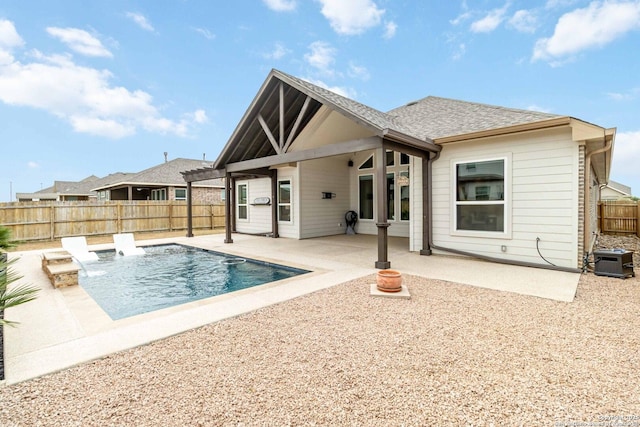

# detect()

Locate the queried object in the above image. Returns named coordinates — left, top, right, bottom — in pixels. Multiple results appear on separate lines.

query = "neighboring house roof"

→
left=602, top=180, right=632, bottom=197
left=92, top=158, right=224, bottom=191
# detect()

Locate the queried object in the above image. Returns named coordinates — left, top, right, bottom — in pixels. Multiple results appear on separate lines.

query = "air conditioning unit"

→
left=593, top=250, right=635, bottom=279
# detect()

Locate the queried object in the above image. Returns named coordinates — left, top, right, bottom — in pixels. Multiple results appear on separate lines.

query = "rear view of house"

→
left=183, top=69, right=614, bottom=271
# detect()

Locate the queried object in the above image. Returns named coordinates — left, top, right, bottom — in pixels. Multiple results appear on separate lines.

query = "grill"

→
left=593, top=250, right=635, bottom=279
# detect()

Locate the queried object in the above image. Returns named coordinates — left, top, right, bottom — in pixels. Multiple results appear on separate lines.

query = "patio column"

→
left=230, top=177, right=236, bottom=233
left=420, top=154, right=431, bottom=255
left=375, top=146, right=390, bottom=269
left=186, top=181, right=194, bottom=237
left=224, top=172, right=233, bottom=243
left=271, top=169, right=279, bottom=238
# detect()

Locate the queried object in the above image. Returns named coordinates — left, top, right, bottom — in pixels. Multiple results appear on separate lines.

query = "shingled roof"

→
left=387, top=96, right=561, bottom=140
left=92, top=158, right=223, bottom=191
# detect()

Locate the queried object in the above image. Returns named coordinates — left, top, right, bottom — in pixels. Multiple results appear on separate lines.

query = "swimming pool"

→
left=79, top=244, right=310, bottom=320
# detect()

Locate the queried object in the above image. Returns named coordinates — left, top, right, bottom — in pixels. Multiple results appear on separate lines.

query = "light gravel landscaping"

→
left=0, top=266, right=639, bottom=426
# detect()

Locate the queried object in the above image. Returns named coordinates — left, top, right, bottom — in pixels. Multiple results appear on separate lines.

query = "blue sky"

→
left=1, top=0, right=639, bottom=201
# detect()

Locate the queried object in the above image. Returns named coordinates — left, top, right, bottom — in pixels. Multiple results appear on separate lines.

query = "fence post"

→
left=169, top=201, right=173, bottom=232
left=50, top=202, right=55, bottom=241
left=637, top=201, right=640, bottom=238
left=117, top=202, right=122, bottom=233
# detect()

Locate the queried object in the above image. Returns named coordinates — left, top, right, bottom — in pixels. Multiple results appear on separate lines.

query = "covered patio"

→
left=182, top=69, right=441, bottom=269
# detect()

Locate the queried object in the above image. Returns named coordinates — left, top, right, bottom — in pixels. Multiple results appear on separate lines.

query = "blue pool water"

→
left=79, top=244, right=310, bottom=320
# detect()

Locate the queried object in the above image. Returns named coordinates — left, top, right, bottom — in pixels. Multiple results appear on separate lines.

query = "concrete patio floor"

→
left=3, top=233, right=579, bottom=385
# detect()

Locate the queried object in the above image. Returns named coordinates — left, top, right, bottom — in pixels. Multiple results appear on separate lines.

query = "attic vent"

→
left=405, top=101, right=419, bottom=106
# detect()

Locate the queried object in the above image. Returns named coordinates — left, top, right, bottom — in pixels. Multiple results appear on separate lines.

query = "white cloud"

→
left=126, top=12, right=155, bottom=32
left=470, top=3, right=510, bottom=33
left=194, top=27, right=215, bottom=40
left=190, top=109, right=208, bottom=124
left=263, top=0, right=297, bottom=12
left=302, top=76, right=355, bottom=99
left=607, top=91, right=634, bottom=101
left=452, top=43, right=466, bottom=60
left=304, top=41, right=336, bottom=75
left=0, top=21, right=204, bottom=139
left=526, top=104, right=552, bottom=113
left=263, top=42, right=290, bottom=60
left=46, top=27, right=113, bottom=58
left=0, top=19, right=24, bottom=49
left=348, top=62, right=370, bottom=81
left=27, top=161, right=39, bottom=168
left=533, top=1, right=640, bottom=63
left=508, top=9, right=538, bottom=33
left=317, top=0, right=385, bottom=35
left=383, top=21, right=397, bottom=39
left=612, top=130, right=640, bottom=190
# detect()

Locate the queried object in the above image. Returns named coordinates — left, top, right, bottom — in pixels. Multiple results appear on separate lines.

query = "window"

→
left=278, top=179, right=291, bottom=222
left=359, top=155, right=373, bottom=170
left=387, top=173, right=395, bottom=220
left=237, top=184, right=248, bottom=220
left=175, top=188, right=186, bottom=201
left=399, top=170, right=410, bottom=221
left=400, top=153, right=410, bottom=165
left=386, top=150, right=395, bottom=166
left=151, top=189, right=166, bottom=200
left=359, top=175, right=374, bottom=220
left=455, top=158, right=505, bottom=232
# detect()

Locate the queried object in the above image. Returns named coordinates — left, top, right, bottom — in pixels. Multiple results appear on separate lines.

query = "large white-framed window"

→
left=237, top=183, right=248, bottom=220
left=278, top=178, right=292, bottom=222
left=357, top=151, right=411, bottom=222
left=174, top=188, right=186, bottom=201
left=453, top=156, right=509, bottom=235
left=359, top=174, right=374, bottom=220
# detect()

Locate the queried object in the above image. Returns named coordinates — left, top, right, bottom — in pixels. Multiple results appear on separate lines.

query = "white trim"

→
left=358, top=173, right=375, bottom=221
left=277, top=177, right=293, bottom=223
left=237, top=182, right=249, bottom=222
left=450, top=154, right=512, bottom=239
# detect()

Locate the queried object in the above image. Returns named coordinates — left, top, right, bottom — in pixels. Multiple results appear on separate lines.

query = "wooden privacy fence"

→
left=0, top=201, right=225, bottom=242
left=598, top=200, right=640, bottom=236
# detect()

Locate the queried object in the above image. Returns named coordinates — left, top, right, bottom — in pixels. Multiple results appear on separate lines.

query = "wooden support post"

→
left=224, top=172, right=233, bottom=243
left=271, top=169, right=279, bottom=238
left=375, top=146, right=390, bottom=269
left=420, top=155, right=432, bottom=255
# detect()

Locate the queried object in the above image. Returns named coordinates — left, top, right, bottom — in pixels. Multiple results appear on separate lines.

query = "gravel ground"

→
left=0, top=268, right=639, bottom=426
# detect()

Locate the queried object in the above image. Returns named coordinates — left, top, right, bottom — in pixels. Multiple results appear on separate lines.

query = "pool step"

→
left=42, top=251, right=80, bottom=288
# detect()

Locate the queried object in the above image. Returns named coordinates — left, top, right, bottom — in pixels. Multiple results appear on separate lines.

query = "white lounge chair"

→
left=113, top=233, right=146, bottom=256
left=61, top=236, right=100, bottom=262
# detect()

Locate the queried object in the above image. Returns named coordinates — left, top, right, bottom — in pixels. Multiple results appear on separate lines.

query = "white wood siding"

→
left=234, top=178, right=272, bottom=235
left=431, top=128, right=580, bottom=268
left=299, top=157, right=351, bottom=238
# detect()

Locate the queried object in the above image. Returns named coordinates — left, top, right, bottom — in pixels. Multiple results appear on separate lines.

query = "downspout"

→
left=425, top=147, right=582, bottom=273
left=583, top=134, right=613, bottom=260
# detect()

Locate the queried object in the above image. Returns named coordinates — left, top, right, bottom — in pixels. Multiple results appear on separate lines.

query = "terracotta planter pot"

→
left=376, top=269, right=402, bottom=292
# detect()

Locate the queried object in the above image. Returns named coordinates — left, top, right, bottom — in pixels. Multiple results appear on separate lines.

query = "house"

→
left=183, top=69, right=615, bottom=272
left=93, top=157, right=225, bottom=203
left=16, top=173, right=131, bottom=201
left=600, top=180, right=632, bottom=200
